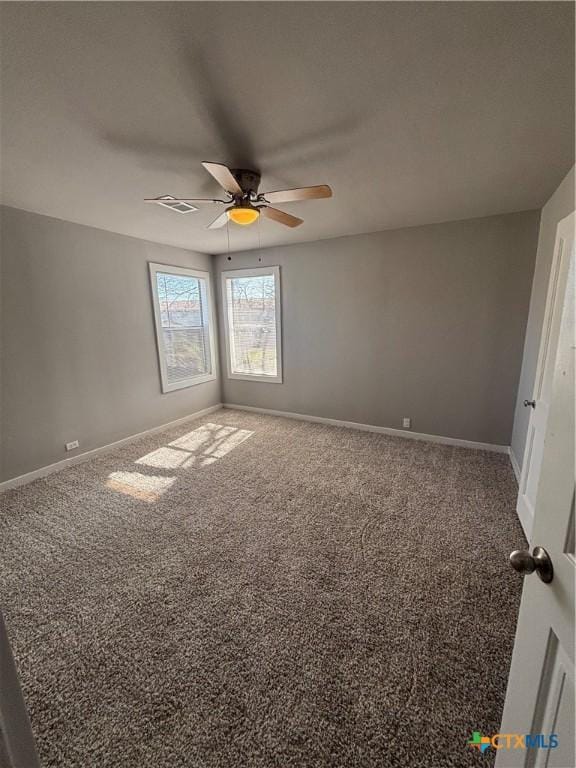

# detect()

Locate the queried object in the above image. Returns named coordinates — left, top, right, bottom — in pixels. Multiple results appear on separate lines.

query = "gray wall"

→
left=215, top=211, right=540, bottom=446
left=510, top=166, right=575, bottom=470
left=0, top=206, right=220, bottom=483
left=0, top=204, right=543, bottom=483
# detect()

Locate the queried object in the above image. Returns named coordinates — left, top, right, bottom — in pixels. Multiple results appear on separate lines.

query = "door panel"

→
left=529, top=635, right=574, bottom=768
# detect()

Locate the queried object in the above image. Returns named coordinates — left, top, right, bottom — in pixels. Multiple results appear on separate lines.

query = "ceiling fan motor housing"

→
left=231, top=169, right=261, bottom=197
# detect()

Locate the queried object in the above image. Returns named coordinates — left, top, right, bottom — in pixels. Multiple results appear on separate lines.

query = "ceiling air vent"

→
left=154, top=195, right=198, bottom=213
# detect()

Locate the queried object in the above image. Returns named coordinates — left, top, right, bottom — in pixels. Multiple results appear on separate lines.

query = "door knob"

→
left=509, top=546, right=553, bottom=583
left=523, top=399, right=536, bottom=408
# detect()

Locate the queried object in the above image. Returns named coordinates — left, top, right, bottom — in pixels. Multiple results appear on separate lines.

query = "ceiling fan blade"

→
left=207, top=210, right=230, bottom=230
left=260, top=206, right=303, bottom=228
left=202, top=162, right=242, bottom=195
left=144, top=197, right=226, bottom=203
left=145, top=195, right=225, bottom=215
left=262, top=185, right=332, bottom=204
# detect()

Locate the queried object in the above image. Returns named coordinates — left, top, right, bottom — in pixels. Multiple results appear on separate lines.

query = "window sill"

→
left=161, top=372, right=218, bottom=393
left=226, top=372, right=283, bottom=384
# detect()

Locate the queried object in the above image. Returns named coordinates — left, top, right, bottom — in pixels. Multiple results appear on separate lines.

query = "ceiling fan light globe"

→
left=227, top=207, right=260, bottom=226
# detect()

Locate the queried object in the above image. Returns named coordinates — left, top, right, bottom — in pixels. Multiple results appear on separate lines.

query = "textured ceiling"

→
left=0, top=2, right=573, bottom=254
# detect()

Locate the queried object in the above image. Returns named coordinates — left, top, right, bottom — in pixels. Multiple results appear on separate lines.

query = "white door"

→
left=497, top=218, right=574, bottom=768
left=517, top=213, right=575, bottom=542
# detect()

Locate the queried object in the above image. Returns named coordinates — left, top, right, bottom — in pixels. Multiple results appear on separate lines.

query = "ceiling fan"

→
left=145, top=162, right=332, bottom=229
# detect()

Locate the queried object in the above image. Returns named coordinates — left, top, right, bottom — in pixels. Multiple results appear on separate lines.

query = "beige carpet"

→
left=0, top=408, right=525, bottom=768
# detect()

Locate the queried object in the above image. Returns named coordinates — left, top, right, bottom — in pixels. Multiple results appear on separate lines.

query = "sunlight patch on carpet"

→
left=135, top=423, right=254, bottom=470
left=105, top=471, right=176, bottom=502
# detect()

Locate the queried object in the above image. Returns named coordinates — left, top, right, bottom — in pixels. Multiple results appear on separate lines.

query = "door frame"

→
left=516, top=212, right=575, bottom=541
left=0, top=610, right=41, bottom=768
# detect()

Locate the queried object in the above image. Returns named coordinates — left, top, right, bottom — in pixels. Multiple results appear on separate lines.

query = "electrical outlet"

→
left=402, top=417, right=411, bottom=429
left=65, top=440, right=79, bottom=452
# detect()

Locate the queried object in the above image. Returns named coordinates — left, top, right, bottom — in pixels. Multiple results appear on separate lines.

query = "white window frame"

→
left=221, top=266, right=283, bottom=384
left=149, top=262, right=218, bottom=393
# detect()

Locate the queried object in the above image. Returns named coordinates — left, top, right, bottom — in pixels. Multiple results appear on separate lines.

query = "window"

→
left=149, top=263, right=217, bottom=392
left=221, top=266, right=282, bottom=383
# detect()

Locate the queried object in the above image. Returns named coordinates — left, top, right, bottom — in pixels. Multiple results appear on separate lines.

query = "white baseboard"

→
left=1, top=401, right=512, bottom=493
left=0, top=404, right=224, bottom=493
left=223, top=403, right=510, bottom=453
left=508, top=447, right=521, bottom=484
